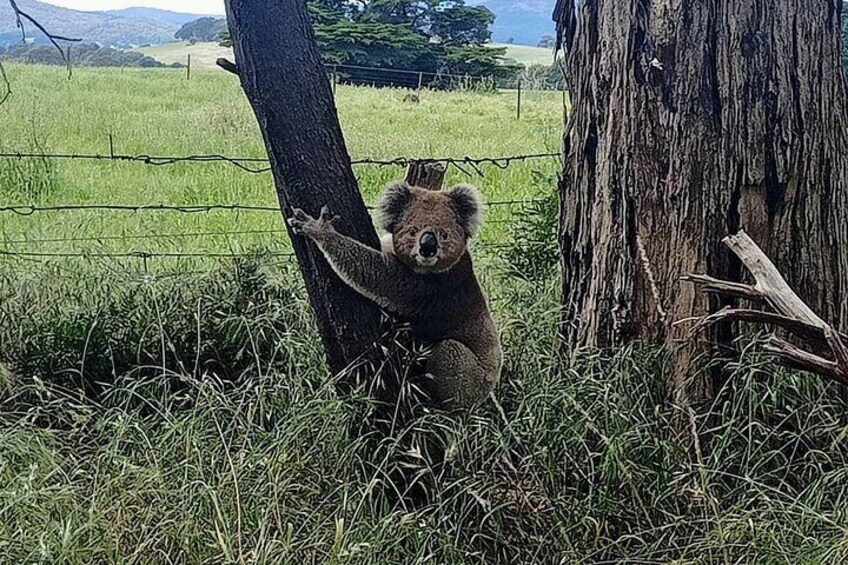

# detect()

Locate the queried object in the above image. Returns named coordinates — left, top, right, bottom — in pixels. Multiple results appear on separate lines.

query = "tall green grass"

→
left=0, top=63, right=563, bottom=268
left=2, top=255, right=847, bottom=563
left=2, top=63, right=848, bottom=564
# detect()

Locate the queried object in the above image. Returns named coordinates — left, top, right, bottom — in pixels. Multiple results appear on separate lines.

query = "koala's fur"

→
left=288, top=182, right=502, bottom=408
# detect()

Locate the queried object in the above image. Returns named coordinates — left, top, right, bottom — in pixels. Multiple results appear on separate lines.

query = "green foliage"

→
left=175, top=17, right=228, bottom=43
left=1, top=260, right=848, bottom=561
left=220, top=0, right=515, bottom=84
left=502, top=172, right=559, bottom=283
left=0, top=43, right=167, bottom=68
left=537, top=35, right=555, bottom=49
left=0, top=255, right=311, bottom=398
left=517, top=62, right=568, bottom=91
left=436, top=44, right=518, bottom=81
left=316, top=19, right=435, bottom=69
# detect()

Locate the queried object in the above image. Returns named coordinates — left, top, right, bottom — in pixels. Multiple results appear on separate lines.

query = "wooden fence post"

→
left=186, top=54, right=191, bottom=80
left=517, top=78, right=522, bottom=119
left=405, top=162, right=446, bottom=190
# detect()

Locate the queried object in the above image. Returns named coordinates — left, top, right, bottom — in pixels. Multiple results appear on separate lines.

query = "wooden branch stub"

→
left=679, top=274, right=764, bottom=302
left=405, top=162, right=446, bottom=190
left=216, top=58, right=239, bottom=75
left=689, top=307, right=841, bottom=346
left=763, top=337, right=848, bottom=387
left=682, top=230, right=848, bottom=385
left=722, top=232, right=827, bottom=329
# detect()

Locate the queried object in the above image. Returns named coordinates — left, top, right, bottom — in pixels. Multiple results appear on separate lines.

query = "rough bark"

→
left=554, top=1, right=848, bottom=405
left=225, top=0, right=383, bottom=377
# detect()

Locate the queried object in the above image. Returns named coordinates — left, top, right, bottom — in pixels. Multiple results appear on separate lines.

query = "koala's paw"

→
left=288, top=206, right=339, bottom=238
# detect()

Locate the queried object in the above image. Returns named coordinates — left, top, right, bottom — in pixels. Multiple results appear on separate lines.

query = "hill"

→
left=471, top=0, right=555, bottom=46
left=102, top=7, right=219, bottom=26
left=0, top=0, right=178, bottom=48
left=0, top=1, right=553, bottom=50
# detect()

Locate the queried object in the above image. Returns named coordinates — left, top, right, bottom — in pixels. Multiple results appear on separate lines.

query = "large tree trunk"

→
left=225, top=0, right=382, bottom=379
left=554, top=0, right=848, bottom=405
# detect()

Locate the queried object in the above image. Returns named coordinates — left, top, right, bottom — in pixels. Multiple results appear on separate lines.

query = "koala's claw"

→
left=287, top=206, right=338, bottom=237
left=318, top=206, right=340, bottom=225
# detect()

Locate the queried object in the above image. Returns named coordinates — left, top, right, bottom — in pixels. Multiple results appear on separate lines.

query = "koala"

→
left=288, top=182, right=502, bottom=408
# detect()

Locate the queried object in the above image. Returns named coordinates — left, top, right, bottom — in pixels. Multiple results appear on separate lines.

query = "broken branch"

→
left=216, top=58, right=239, bottom=75
left=683, top=230, right=848, bottom=384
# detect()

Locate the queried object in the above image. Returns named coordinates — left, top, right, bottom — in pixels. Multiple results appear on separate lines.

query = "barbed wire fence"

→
left=1, top=148, right=560, bottom=274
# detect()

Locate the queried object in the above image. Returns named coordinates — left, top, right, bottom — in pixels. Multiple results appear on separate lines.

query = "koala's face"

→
left=377, top=182, right=483, bottom=274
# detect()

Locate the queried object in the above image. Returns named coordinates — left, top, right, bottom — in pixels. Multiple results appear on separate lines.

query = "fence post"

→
left=517, top=78, right=522, bottom=119
left=417, top=71, right=423, bottom=96
left=332, top=64, right=338, bottom=95
left=405, top=162, right=446, bottom=190
left=187, top=54, right=191, bottom=80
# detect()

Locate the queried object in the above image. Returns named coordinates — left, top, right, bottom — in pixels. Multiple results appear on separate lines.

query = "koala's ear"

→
left=377, top=181, right=413, bottom=232
left=449, top=184, right=484, bottom=238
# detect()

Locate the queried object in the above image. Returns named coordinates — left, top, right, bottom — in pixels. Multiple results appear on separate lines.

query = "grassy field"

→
left=492, top=43, right=558, bottom=66
left=0, top=62, right=563, bottom=274
left=2, top=62, right=848, bottom=564
left=138, top=41, right=233, bottom=69
left=138, top=42, right=558, bottom=70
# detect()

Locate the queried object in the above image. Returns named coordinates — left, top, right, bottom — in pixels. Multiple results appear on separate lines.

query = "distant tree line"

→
left=0, top=43, right=180, bottom=68
left=221, top=0, right=519, bottom=85
left=175, top=17, right=227, bottom=43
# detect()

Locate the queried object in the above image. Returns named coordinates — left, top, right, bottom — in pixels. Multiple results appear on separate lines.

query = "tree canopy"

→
left=175, top=17, right=228, bottom=43
left=222, top=0, right=515, bottom=81
left=0, top=42, right=172, bottom=68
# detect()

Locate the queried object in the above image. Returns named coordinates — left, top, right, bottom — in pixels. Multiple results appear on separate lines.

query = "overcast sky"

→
left=43, top=0, right=225, bottom=14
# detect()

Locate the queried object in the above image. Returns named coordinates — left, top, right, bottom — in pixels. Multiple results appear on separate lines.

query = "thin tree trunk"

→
left=225, top=0, right=382, bottom=379
left=554, top=0, right=848, bottom=406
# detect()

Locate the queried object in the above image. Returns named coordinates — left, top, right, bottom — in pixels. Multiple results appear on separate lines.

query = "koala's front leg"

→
left=288, top=207, right=422, bottom=316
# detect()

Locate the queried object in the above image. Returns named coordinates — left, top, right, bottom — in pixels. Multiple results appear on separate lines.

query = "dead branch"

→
left=216, top=58, right=239, bottom=75
left=4, top=0, right=81, bottom=85
left=683, top=230, right=848, bottom=384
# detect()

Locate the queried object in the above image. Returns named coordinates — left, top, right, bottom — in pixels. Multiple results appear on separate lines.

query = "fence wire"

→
left=0, top=197, right=543, bottom=216
left=2, top=146, right=556, bottom=267
left=0, top=150, right=559, bottom=176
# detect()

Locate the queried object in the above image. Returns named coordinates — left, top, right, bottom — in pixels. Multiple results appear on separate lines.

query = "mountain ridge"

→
left=0, top=0, right=178, bottom=47
left=101, top=7, right=219, bottom=27
left=0, top=0, right=555, bottom=50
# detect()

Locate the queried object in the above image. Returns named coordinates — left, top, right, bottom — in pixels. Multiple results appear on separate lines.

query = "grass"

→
left=494, top=43, right=558, bottom=67
left=138, top=42, right=558, bottom=71
left=138, top=41, right=233, bottom=69
left=2, top=62, right=848, bottom=563
left=0, top=62, right=563, bottom=272
left=2, top=261, right=848, bottom=563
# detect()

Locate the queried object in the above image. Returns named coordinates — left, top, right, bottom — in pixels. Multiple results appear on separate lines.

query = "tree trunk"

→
left=554, top=0, right=848, bottom=406
left=225, top=0, right=383, bottom=378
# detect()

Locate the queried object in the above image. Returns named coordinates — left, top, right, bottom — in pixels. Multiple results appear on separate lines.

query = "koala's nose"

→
left=419, top=231, right=438, bottom=258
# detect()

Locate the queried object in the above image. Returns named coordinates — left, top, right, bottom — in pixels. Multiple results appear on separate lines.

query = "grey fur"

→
left=289, top=189, right=502, bottom=409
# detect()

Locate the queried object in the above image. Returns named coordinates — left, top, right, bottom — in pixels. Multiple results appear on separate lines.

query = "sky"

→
left=42, top=0, right=225, bottom=14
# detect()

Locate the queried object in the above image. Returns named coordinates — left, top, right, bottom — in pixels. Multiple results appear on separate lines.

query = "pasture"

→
left=0, top=63, right=562, bottom=264
left=1, top=62, right=847, bottom=564
left=137, top=41, right=557, bottom=70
